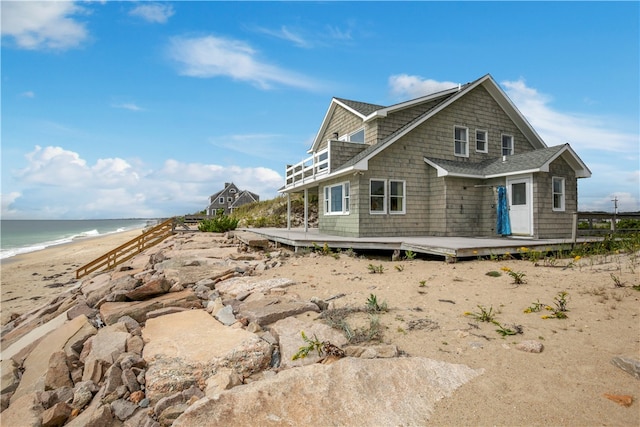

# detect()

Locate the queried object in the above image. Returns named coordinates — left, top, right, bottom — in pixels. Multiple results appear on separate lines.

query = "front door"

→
left=506, top=175, right=533, bottom=236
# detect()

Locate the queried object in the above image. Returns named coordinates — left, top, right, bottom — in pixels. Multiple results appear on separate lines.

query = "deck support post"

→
left=304, top=188, right=308, bottom=232
left=287, top=193, right=291, bottom=230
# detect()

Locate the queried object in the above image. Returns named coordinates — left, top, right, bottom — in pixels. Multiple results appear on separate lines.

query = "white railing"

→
left=285, top=147, right=329, bottom=188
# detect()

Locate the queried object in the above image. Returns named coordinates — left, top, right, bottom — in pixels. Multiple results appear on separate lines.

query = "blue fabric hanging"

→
left=496, top=186, right=511, bottom=236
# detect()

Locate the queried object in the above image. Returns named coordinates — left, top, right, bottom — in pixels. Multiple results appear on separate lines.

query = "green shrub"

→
left=198, top=215, right=239, bottom=233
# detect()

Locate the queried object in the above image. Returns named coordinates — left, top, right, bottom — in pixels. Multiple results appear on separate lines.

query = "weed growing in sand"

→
left=500, top=266, right=526, bottom=284
left=485, top=270, right=502, bottom=277
left=419, top=280, right=427, bottom=287
left=524, top=300, right=546, bottom=313
left=367, top=264, right=385, bottom=274
left=394, top=264, right=405, bottom=272
left=404, top=250, right=416, bottom=260
left=366, top=294, right=388, bottom=313
left=292, top=331, right=324, bottom=360
left=464, top=305, right=495, bottom=322
left=492, top=321, right=523, bottom=336
left=610, top=273, right=625, bottom=288
left=541, top=291, right=570, bottom=319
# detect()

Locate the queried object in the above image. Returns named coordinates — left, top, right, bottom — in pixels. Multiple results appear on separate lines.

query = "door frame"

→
left=506, top=174, right=533, bottom=236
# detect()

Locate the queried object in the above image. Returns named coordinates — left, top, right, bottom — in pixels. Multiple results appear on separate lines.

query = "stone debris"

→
left=0, top=231, right=483, bottom=426
left=611, top=356, right=640, bottom=380
left=515, top=340, right=544, bottom=353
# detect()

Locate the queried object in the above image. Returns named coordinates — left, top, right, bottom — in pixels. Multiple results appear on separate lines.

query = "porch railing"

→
left=285, top=147, right=329, bottom=188
left=76, top=217, right=176, bottom=279
left=572, top=212, right=640, bottom=242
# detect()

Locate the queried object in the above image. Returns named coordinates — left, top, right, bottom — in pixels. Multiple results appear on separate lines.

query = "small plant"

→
left=542, top=291, right=569, bottom=319
left=486, top=270, right=502, bottom=277
left=501, top=266, right=526, bottom=284
left=493, top=321, right=523, bottom=336
left=418, top=280, right=427, bottom=287
left=394, top=264, right=404, bottom=272
left=404, top=250, right=416, bottom=260
left=198, top=215, right=239, bottom=232
left=366, top=293, right=388, bottom=312
left=610, top=273, right=625, bottom=288
left=367, top=264, right=385, bottom=274
left=291, top=331, right=324, bottom=360
left=524, top=300, right=545, bottom=313
left=464, top=305, right=495, bottom=323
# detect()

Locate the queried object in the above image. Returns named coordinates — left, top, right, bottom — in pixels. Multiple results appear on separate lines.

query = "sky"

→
left=1, top=1, right=638, bottom=219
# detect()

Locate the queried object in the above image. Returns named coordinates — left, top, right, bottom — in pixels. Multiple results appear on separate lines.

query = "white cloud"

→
left=167, top=35, right=321, bottom=90
left=255, top=26, right=310, bottom=48
left=3, top=145, right=283, bottom=219
left=1, top=1, right=88, bottom=50
left=112, top=102, right=144, bottom=112
left=388, top=74, right=459, bottom=99
left=20, top=91, right=35, bottom=98
left=129, top=3, right=174, bottom=24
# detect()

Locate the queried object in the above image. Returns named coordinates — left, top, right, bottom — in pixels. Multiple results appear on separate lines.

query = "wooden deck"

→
left=241, top=227, right=597, bottom=261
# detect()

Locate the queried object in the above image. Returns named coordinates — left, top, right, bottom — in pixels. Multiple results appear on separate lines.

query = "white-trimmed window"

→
left=227, top=197, right=233, bottom=202
left=219, top=197, right=224, bottom=203
left=454, top=126, right=468, bottom=157
left=552, top=177, right=565, bottom=211
left=389, top=180, right=406, bottom=214
left=339, top=128, right=365, bottom=143
left=502, top=134, right=514, bottom=155
left=324, top=182, right=350, bottom=215
left=476, top=129, right=488, bottom=153
left=370, top=179, right=386, bottom=214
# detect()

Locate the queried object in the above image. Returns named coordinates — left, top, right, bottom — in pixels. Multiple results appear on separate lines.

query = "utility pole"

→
left=612, top=197, right=619, bottom=215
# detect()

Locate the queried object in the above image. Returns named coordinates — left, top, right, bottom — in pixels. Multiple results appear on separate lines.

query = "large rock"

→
left=82, top=323, right=130, bottom=382
left=0, top=392, right=44, bottom=427
left=99, top=289, right=201, bottom=325
left=236, top=294, right=320, bottom=326
left=84, top=274, right=140, bottom=307
left=124, top=278, right=171, bottom=301
left=173, top=357, right=484, bottom=426
left=44, top=351, right=73, bottom=390
left=142, top=310, right=271, bottom=404
left=11, top=315, right=93, bottom=403
left=215, top=277, right=295, bottom=298
left=269, top=317, right=348, bottom=368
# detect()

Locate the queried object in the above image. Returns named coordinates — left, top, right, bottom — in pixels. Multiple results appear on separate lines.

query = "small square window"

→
left=454, top=126, right=468, bottom=157
left=476, top=130, right=488, bottom=153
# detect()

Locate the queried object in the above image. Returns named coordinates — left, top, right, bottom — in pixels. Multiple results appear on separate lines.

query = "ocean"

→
left=0, top=219, right=157, bottom=260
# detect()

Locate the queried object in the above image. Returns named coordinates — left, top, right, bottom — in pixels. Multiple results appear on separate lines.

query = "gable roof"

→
left=424, top=144, right=591, bottom=179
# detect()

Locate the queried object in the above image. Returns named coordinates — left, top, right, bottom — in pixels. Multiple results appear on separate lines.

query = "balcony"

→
left=284, top=148, right=329, bottom=189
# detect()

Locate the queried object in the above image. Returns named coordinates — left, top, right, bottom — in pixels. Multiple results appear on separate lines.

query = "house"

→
left=206, top=182, right=259, bottom=215
left=280, top=74, right=591, bottom=239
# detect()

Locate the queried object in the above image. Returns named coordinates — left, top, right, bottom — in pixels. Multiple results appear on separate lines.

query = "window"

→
left=389, top=180, right=406, bottom=214
left=454, top=126, right=468, bottom=157
left=502, top=134, right=514, bottom=155
left=324, top=182, right=350, bottom=214
left=511, top=183, right=527, bottom=205
left=227, top=197, right=233, bottom=202
left=476, top=130, right=488, bottom=153
left=219, top=197, right=224, bottom=203
left=552, top=177, right=565, bottom=211
left=370, top=180, right=386, bottom=213
left=339, top=128, right=365, bottom=143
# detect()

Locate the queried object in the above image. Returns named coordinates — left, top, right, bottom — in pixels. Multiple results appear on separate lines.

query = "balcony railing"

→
left=285, top=147, right=329, bottom=188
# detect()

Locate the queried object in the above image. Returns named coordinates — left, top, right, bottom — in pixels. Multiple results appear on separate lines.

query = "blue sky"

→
left=2, top=1, right=638, bottom=219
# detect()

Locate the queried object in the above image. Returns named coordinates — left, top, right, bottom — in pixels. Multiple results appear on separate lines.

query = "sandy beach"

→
left=1, top=230, right=639, bottom=426
left=1, top=229, right=143, bottom=326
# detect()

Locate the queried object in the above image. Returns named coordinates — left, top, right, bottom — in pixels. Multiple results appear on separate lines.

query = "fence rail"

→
left=572, top=212, right=640, bottom=241
left=76, top=217, right=176, bottom=279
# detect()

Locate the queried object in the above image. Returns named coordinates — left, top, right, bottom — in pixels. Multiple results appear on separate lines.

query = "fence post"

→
left=571, top=212, right=578, bottom=244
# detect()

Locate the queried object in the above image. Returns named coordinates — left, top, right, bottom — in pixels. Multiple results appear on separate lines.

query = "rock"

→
left=204, top=368, right=243, bottom=398
left=67, top=301, right=98, bottom=321
left=100, top=289, right=202, bottom=325
left=66, top=401, right=113, bottom=427
left=345, top=344, right=398, bottom=358
left=117, top=315, right=142, bottom=335
left=103, top=365, right=124, bottom=395
left=515, top=340, right=544, bottom=353
left=153, top=392, right=185, bottom=419
left=111, top=398, right=139, bottom=421
left=81, top=323, right=130, bottom=382
left=41, top=401, right=72, bottom=427
left=45, top=351, right=73, bottom=390
left=236, top=295, right=320, bottom=326
left=214, top=305, right=236, bottom=326
left=11, top=315, right=93, bottom=403
left=610, top=356, right=640, bottom=379
left=215, top=277, right=295, bottom=298
left=1, top=392, right=44, bottom=427
left=122, top=368, right=141, bottom=392
left=142, top=310, right=271, bottom=404
left=172, top=358, right=483, bottom=426
left=125, top=278, right=171, bottom=301
left=129, top=390, right=145, bottom=404
left=1, top=358, right=21, bottom=394
left=159, top=403, right=188, bottom=427
left=269, top=317, right=348, bottom=368
left=71, top=380, right=98, bottom=410
left=126, top=334, right=145, bottom=355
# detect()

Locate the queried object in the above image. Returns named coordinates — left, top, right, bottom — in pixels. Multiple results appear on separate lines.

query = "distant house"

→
left=280, top=74, right=591, bottom=239
left=206, top=182, right=259, bottom=215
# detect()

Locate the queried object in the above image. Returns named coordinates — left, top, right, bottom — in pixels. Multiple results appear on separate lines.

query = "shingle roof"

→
left=424, top=144, right=569, bottom=178
left=334, top=97, right=385, bottom=116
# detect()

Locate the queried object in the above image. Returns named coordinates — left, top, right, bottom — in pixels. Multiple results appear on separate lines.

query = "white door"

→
left=506, top=175, right=533, bottom=236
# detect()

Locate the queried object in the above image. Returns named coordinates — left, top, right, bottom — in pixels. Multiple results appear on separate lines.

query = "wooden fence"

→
left=572, top=212, right=640, bottom=242
left=76, top=218, right=176, bottom=279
